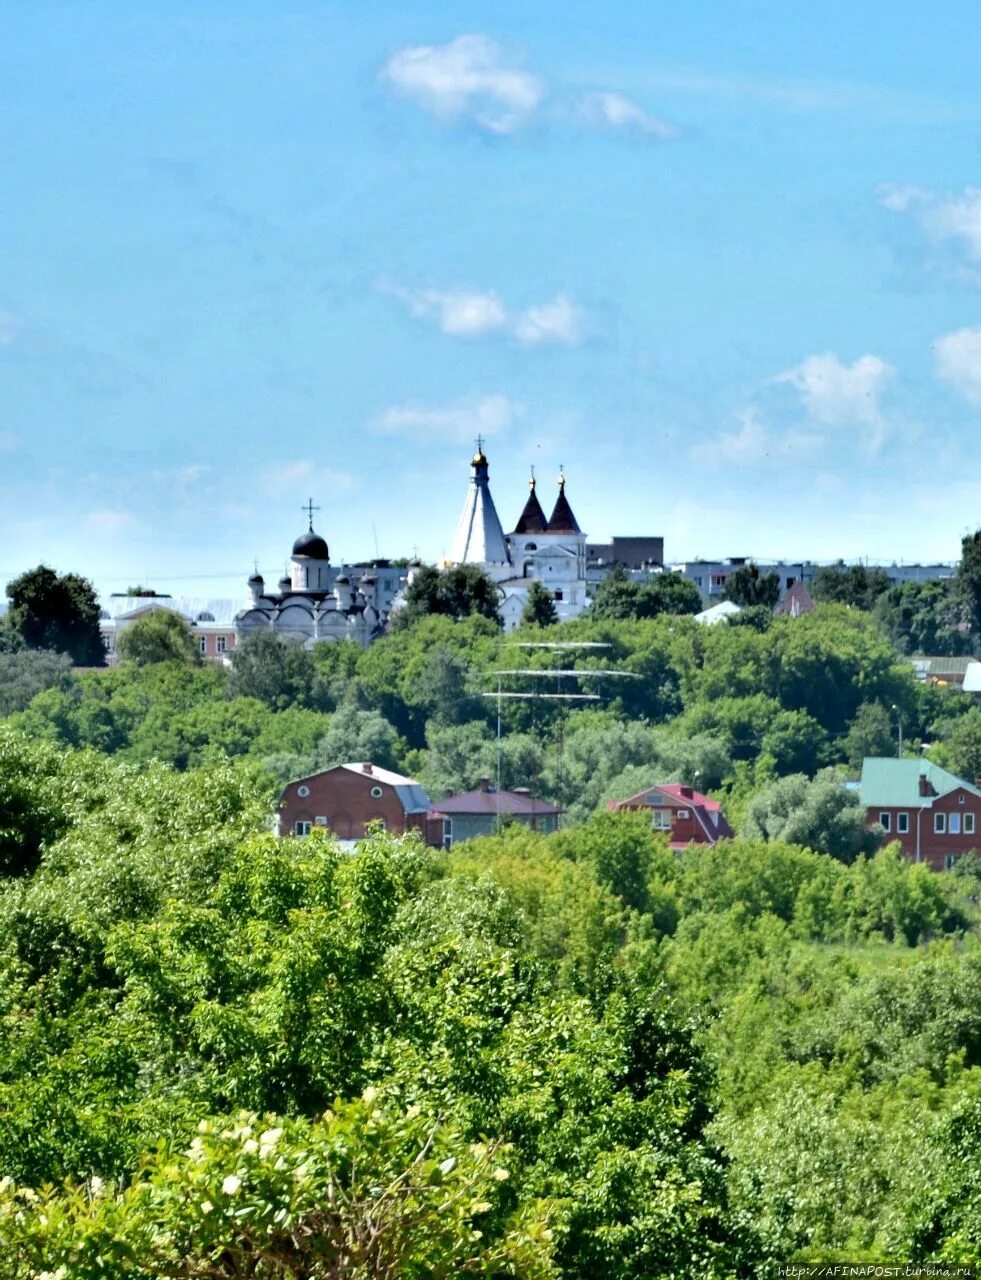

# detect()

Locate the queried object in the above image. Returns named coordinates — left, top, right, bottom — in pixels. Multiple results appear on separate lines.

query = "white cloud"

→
left=386, top=285, right=509, bottom=338
left=381, top=34, right=543, bottom=134
left=266, top=460, right=356, bottom=493
left=372, top=393, right=517, bottom=443
left=775, top=352, right=894, bottom=451
left=934, top=327, right=981, bottom=405
left=707, top=408, right=821, bottom=465
left=385, top=282, right=586, bottom=346
left=879, top=184, right=981, bottom=270
left=511, top=293, right=584, bottom=346
left=574, top=91, right=679, bottom=140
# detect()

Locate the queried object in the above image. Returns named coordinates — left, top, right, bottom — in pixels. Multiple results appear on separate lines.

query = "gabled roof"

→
left=546, top=477, right=581, bottom=534
left=774, top=580, right=816, bottom=617
left=513, top=478, right=548, bottom=534
left=284, top=762, right=431, bottom=814
left=430, top=786, right=561, bottom=817
left=859, top=757, right=981, bottom=809
left=608, top=782, right=734, bottom=844
left=694, top=600, right=741, bottom=625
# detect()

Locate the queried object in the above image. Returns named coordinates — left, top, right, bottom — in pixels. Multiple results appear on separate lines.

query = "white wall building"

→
left=447, top=445, right=590, bottom=628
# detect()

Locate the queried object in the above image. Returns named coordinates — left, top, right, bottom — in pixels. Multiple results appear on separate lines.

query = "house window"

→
left=960, top=793, right=966, bottom=804
left=554, top=590, right=563, bottom=602
left=966, top=814, right=976, bottom=836
left=442, top=818, right=453, bottom=850
left=297, top=785, right=310, bottom=798
left=315, top=816, right=327, bottom=826
left=677, top=809, right=690, bottom=819
left=199, top=637, right=207, bottom=655
left=897, top=812, right=909, bottom=834
left=879, top=812, right=891, bottom=832
left=295, top=820, right=312, bottom=837
left=945, top=854, right=956, bottom=871
left=651, top=810, right=672, bottom=831
left=934, top=813, right=946, bottom=834
left=949, top=813, right=961, bottom=835
left=370, top=785, right=383, bottom=799
left=216, top=636, right=227, bottom=653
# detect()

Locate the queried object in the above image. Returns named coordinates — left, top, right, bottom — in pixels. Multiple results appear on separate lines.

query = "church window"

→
left=554, top=590, right=563, bottom=602
left=216, top=636, right=227, bottom=653
left=198, top=637, right=207, bottom=655
left=524, top=543, right=537, bottom=551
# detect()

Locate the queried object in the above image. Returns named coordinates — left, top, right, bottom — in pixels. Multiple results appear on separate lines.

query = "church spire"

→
left=513, top=467, right=548, bottom=535
left=447, top=442, right=511, bottom=567
left=546, top=467, right=581, bottom=534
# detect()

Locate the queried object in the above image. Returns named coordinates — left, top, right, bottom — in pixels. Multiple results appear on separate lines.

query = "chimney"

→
left=918, top=772, right=934, bottom=797
left=679, top=785, right=693, bottom=799
left=362, top=762, right=373, bottom=775
left=479, top=776, right=491, bottom=793
left=443, top=788, right=455, bottom=800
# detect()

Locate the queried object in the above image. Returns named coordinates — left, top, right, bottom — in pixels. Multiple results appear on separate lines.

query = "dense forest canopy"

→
left=2, top=540, right=981, bottom=1272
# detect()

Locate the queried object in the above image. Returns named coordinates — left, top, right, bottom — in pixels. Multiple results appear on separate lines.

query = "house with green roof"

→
left=859, top=757, right=981, bottom=870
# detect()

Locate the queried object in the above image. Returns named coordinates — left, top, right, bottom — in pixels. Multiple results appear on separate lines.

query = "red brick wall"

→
left=866, top=789, right=981, bottom=869
left=280, top=766, right=422, bottom=840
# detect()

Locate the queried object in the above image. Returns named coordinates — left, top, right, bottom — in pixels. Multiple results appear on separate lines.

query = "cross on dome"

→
left=302, top=497, right=320, bottom=531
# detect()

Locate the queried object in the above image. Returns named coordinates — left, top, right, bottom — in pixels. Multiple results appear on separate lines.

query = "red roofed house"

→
left=608, top=783, right=733, bottom=848
left=279, top=762, right=434, bottom=848
left=430, top=778, right=562, bottom=849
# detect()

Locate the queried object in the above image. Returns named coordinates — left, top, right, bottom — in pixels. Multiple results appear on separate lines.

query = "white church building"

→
left=446, top=444, right=590, bottom=628
left=235, top=503, right=385, bottom=648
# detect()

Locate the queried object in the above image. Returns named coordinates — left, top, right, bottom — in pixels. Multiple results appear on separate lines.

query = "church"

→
left=446, top=443, right=590, bottom=628
left=235, top=502, right=385, bottom=648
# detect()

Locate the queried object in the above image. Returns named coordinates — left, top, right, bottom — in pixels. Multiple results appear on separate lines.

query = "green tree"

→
left=931, top=706, right=981, bottom=785
left=956, top=528, right=981, bottom=638
left=228, top=630, right=326, bottom=710
left=741, top=769, right=879, bottom=861
left=589, top=568, right=701, bottom=621
left=811, top=563, right=891, bottom=611
left=843, top=701, right=896, bottom=771
left=314, top=704, right=402, bottom=772
left=5, top=564, right=105, bottom=666
left=0, top=648, right=74, bottom=716
left=874, top=579, right=969, bottom=655
left=521, top=581, right=559, bottom=628
left=723, top=564, right=780, bottom=609
left=115, top=609, right=199, bottom=667
left=393, top=565, right=502, bottom=629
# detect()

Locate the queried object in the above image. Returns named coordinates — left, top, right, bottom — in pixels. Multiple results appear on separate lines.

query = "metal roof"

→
left=858, top=757, right=981, bottom=808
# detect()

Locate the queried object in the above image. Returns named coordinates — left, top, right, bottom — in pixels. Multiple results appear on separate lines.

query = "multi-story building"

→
left=859, top=757, right=981, bottom=870
left=99, top=594, right=240, bottom=665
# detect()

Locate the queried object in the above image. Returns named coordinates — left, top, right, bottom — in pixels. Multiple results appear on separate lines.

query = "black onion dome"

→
left=248, top=571, right=264, bottom=585
left=292, top=529, right=329, bottom=559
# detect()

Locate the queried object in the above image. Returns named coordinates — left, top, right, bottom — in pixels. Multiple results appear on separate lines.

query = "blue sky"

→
left=3, top=1, right=981, bottom=599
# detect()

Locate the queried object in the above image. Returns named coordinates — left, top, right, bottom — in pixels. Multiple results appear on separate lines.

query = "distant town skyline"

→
left=3, top=1, right=981, bottom=601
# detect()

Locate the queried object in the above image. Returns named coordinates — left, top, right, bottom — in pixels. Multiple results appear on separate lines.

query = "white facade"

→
left=446, top=448, right=590, bottom=628
left=235, top=520, right=384, bottom=649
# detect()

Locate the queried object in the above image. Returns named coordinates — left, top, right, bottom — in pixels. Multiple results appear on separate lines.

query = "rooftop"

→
left=859, top=757, right=981, bottom=808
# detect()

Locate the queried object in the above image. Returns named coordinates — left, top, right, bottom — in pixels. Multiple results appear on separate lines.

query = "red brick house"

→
left=607, top=783, right=733, bottom=848
left=279, top=762, right=433, bottom=846
left=859, top=757, right=981, bottom=870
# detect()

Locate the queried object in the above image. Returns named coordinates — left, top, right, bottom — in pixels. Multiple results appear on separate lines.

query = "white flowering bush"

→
left=0, top=1095, right=555, bottom=1279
